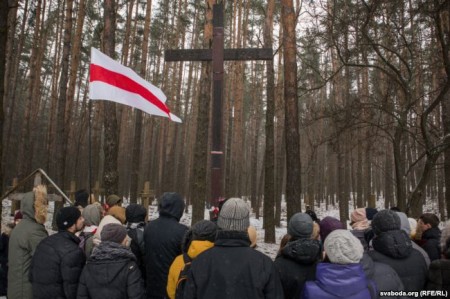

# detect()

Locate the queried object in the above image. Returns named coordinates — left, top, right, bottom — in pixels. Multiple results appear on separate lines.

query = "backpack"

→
left=79, top=231, right=95, bottom=254
left=175, top=252, right=192, bottom=299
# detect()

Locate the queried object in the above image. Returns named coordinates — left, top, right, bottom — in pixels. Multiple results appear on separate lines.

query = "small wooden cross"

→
left=140, top=181, right=155, bottom=218
left=165, top=3, right=272, bottom=206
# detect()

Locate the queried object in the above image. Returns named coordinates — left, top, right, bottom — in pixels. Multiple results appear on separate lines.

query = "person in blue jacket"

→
left=302, top=229, right=376, bottom=299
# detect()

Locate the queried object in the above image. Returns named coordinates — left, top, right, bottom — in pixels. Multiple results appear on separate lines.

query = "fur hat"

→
left=107, top=206, right=126, bottom=224
left=288, top=213, right=313, bottom=239
left=351, top=208, right=369, bottom=230
left=372, top=210, right=401, bottom=235
left=324, top=229, right=363, bottom=264
left=351, top=208, right=367, bottom=223
left=82, top=204, right=102, bottom=226
left=101, top=223, right=127, bottom=244
left=106, top=194, right=122, bottom=207
left=126, top=204, right=147, bottom=223
left=319, top=216, right=345, bottom=241
left=56, top=206, right=81, bottom=231
left=217, top=198, right=250, bottom=231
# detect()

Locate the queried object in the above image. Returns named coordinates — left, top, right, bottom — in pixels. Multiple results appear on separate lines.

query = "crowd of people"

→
left=1, top=185, right=450, bottom=299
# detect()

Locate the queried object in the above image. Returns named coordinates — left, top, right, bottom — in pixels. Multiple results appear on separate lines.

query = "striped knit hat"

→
left=217, top=198, right=250, bottom=231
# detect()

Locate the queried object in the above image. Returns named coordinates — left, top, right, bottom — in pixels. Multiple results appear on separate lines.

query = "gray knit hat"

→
left=288, top=213, right=313, bottom=239
left=101, top=223, right=128, bottom=244
left=217, top=198, right=250, bottom=231
left=324, top=229, right=363, bottom=264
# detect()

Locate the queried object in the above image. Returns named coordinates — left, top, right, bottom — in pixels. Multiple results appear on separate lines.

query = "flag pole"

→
left=88, top=99, right=93, bottom=200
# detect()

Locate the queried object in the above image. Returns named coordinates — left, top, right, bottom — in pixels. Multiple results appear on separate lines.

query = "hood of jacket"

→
left=281, top=238, right=321, bottom=265
left=187, top=240, right=214, bottom=259
left=158, top=192, right=185, bottom=221
left=21, top=190, right=47, bottom=224
left=372, top=229, right=412, bottom=259
left=86, top=241, right=136, bottom=285
left=315, top=263, right=370, bottom=297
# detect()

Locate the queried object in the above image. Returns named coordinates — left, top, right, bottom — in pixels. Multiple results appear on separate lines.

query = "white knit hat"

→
left=217, top=198, right=250, bottom=231
left=324, top=229, right=363, bottom=264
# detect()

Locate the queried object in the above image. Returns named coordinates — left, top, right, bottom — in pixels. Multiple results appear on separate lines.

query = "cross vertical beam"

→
left=211, top=3, right=224, bottom=206
left=164, top=3, right=272, bottom=208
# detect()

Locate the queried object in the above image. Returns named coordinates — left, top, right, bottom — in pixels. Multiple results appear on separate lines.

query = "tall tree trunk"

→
left=55, top=0, right=73, bottom=190
left=281, top=0, right=302, bottom=220
left=190, top=0, right=214, bottom=225
left=65, top=0, right=86, bottom=182
left=102, top=0, right=119, bottom=195
left=130, top=0, right=152, bottom=203
left=0, top=0, right=8, bottom=218
left=263, top=0, right=276, bottom=243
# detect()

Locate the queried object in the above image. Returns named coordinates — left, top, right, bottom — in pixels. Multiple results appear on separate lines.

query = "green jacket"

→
left=8, top=191, right=48, bottom=299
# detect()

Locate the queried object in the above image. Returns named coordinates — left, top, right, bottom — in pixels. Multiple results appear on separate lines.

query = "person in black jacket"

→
left=77, top=223, right=146, bottom=299
left=427, top=222, right=450, bottom=292
left=368, top=210, right=428, bottom=293
left=274, top=213, right=321, bottom=299
left=144, top=192, right=188, bottom=299
left=126, top=204, right=147, bottom=283
left=30, top=206, right=86, bottom=299
left=184, top=197, right=283, bottom=299
left=417, top=213, right=441, bottom=262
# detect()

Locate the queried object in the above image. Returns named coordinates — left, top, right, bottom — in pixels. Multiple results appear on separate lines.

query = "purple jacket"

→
left=302, top=263, right=376, bottom=298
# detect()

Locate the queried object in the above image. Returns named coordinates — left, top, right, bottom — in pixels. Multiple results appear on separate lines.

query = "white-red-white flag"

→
left=89, top=47, right=181, bottom=123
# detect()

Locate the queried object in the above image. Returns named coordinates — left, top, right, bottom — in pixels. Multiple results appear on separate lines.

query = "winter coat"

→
left=30, top=231, right=86, bottom=299
left=127, top=222, right=146, bottom=283
left=0, top=233, right=10, bottom=296
left=8, top=191, right=48, bottom=299
left=273, top=238, right=321, bottom=299
left=420, top=227, right=441, bottom=262
left=360, top=253, right=405, bottom=299
left=166, top=240, right=214, bottom=299
left=426, top=259, right=450, bottom=293
left=412, top=241, right=431, bottom=267
left=77, top=241, right=146, bottom=299
left=144, top=195, right=188, bottom=298
left=183, top=230, right=284, bottom=299
left=368, top=230, right=428, bottom=292
left=302, top=263, right=376, bottom=299
left=351, top=229, right=370, bottom=251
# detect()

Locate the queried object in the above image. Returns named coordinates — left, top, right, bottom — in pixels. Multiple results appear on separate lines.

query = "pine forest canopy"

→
left=0, top=0, right=449, bottom=236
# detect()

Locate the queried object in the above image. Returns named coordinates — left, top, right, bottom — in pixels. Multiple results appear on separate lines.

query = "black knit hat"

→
left=126, top=204, right=147, bottom=223
left=182, top=220, right=218, bottom=252
left=372, top=209, right=401, bottom=235
left=56, top=206, right=81, bottom=231
left=365, top=207, right=378, bottom=221
left=192, top=220, right=217, bottom=242
left=101, top=223, right=127, bottom=244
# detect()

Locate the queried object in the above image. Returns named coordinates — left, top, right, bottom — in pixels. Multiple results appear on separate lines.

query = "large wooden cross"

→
left=165, top=3, right=272, bottom=206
